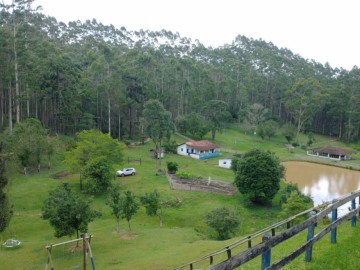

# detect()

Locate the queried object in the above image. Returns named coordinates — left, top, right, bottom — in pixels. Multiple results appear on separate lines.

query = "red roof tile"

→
left=310, top=146, right=354, bottom=156
left=186, top=140, right=219, bottom=151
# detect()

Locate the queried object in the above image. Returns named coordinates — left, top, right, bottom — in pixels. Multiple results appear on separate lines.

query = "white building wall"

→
left=177, top=144, right=188, bottom=156
left=218, top=158, right=232, bottom=169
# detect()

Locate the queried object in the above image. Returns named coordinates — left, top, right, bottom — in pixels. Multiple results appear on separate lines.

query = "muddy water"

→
left=283, top=161, right=360, bottom=208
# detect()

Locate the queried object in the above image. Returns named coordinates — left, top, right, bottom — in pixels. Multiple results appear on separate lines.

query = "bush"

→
left=163, top=140, right=177, bottom=154
left=166, top=161, right=178, bottom=174
left=175, top=171, right=201, bottom=179
left=82, top=158, right=113, bottom=194
left=175, top=171, right=193, bottom=179
left=292, top=142, right=299, bottom=147
left=205, top=207, right=240, bottom=240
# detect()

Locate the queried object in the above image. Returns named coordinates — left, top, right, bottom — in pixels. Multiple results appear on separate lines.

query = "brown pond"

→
left=283, top=161, right=360, bottom=208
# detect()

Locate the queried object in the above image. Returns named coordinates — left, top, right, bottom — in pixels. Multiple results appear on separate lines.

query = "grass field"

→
left=0, top=125, right=359, bottom=269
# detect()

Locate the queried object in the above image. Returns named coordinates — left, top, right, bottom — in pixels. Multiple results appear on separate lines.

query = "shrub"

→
left=163, top=140, right=177, bottom=154
left=166, top=161, right=178, bottom=174
left=175, top=171, right=201, bottom=179
left=205, top=207, right=240, bottom=240
left=175, top=171, right=193, bottom=179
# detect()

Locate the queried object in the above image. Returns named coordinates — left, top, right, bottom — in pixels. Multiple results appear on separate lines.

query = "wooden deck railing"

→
left=174, top=190, right=360, bottom=270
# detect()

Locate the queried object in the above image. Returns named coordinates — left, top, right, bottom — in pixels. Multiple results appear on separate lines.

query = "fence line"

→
left=175, top=190, right=360, bottom=270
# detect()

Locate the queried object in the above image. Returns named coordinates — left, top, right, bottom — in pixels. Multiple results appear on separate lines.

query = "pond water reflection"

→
left=283, top=161, right=360, bottom=208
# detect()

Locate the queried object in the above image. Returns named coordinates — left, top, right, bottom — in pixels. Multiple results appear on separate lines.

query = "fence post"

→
left=352, top=197, right=356, bottom=227
left=305, top=211, right=316, bottom=262
left=261, top=233, right=271, bottom=270
left=331, top=199, right=338, bottom=244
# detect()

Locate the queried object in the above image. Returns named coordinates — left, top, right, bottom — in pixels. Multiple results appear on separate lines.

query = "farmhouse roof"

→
left=186, top=140, right=219, bottom=151
left=310, top=146, right=354, bottom=156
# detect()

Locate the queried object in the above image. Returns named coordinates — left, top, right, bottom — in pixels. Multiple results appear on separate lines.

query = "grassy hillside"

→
left=0, top=126, right=359, bottom=269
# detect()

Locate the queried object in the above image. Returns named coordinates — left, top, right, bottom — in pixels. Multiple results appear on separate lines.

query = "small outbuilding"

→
left=149, top=148, right=164, bottom=159
left=218, top=157, right=233, bottom=169
left=177, top=140, right=220, bottom=159
left=307, top=146, right=354, bottom=160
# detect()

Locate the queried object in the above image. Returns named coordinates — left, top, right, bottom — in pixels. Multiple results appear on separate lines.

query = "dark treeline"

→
left=1, top=1, right=359, bottom=141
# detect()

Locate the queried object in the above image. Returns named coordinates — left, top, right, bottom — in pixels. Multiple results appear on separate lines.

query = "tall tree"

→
left=201, top=100, right=230, bottom=140
left=246, top=103, right=269, bottom=131
left=284, top=78, right=324, bottom=140
left=143, top=99, right=174, bottom=173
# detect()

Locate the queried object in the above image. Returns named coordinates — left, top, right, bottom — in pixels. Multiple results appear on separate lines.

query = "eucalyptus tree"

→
left=246, top=103, right=269, bottom=131
left=143, top=99, right=174, bottom=173
left=201, top=100, right=231, bottom=140
left=341, top=67, right=360, bottom=141
left=0, top=0, right=40, bottom=124
left=284, top=78, right=324, bottom=140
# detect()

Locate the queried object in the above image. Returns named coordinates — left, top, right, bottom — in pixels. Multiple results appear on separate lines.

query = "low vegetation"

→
left=0, top=125, right=359, bottom=269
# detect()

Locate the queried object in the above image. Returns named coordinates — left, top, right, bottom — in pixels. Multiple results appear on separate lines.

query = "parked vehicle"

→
left=116, top=168, right=136, bottom=177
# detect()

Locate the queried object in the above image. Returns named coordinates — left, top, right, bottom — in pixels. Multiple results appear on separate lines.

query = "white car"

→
left=116, top=168, right=136, bottom=177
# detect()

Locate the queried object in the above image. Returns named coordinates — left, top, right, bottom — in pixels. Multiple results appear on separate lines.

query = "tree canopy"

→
left=1, top=7, right=360, bottom=143
left=233, top=149, right=285, bottom=204
left=64, top=129, right=125, bottom=190
left=205, top=207, right=240, bottom=240
left=41, top=183, right=100, bottom=239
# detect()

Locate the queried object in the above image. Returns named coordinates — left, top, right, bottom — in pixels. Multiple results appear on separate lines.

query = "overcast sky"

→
left=17, top=0, right=360, bottom=70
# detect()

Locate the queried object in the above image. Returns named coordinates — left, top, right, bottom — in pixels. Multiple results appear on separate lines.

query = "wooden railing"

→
left=174, top=190, right=360, bottom=270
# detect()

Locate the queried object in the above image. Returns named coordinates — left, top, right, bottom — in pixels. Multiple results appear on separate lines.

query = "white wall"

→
left=218, top=158, right=232, bottom=169
left=177, top=144, right=188, bottom=156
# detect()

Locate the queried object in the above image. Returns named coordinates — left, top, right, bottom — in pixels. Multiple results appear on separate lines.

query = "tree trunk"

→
left=8, top=81, right=13, bottom=134
left=108, top=95, right=111, bottom=135
left=26, top=90, right=30, bottom=118
left=118, top=108, right=121, bottom=140
left=12, top=9, right=20, bottom=123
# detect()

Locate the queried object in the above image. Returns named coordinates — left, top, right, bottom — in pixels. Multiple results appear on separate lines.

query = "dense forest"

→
left=1, top=1, right=360, bottom=141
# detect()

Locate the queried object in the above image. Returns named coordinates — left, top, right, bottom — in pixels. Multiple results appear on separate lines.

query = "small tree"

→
left=282, top=123, right=297, bottom=144
left=140, top=190, right=163, bottom=227
left=233, top=149, right=285, bottom=205
left=106, top=185, right=123, bottom=232
left=205, top=207, right=240, bottom=240
left=307, top=132, right=315, bottom=146
left=257, top=120, right=279, bottom=140
left=42, top=183, right=100, bottom=240
left=122, top=191, right=139, bottom=231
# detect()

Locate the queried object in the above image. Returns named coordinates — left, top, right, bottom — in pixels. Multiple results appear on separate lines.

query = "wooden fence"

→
left=174, top=190, right=360, bottom=270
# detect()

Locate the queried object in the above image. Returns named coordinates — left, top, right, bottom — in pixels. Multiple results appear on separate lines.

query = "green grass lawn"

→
left=1, top=125, right=359, bottom=269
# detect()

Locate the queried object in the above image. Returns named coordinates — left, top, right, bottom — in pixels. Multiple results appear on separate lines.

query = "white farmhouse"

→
left=177, top=140, right=220, bottom=159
